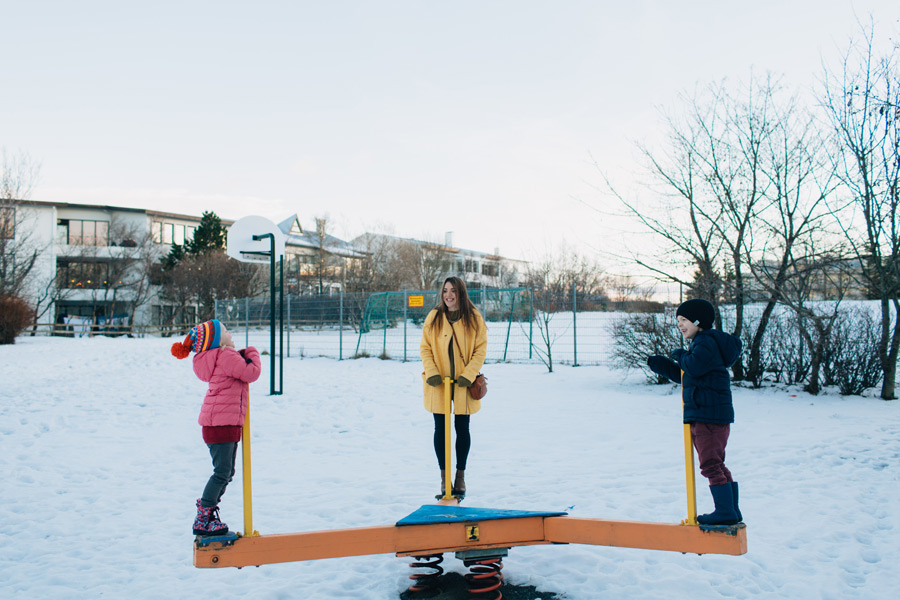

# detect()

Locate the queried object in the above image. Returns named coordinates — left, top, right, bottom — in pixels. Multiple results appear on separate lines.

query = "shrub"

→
left=823, top=307, right=882, bottom=395
left=763, top=310, right=810, bottom=385
left=611, top=311, right=682, bottom=383
left=0, top=295, right=34, bottom=344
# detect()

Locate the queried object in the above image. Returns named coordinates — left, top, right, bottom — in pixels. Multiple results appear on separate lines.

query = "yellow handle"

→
left=682, top=422, right=698, bottom=525
left=442, top=377, right=453, bottom=500
left=680, top=369, right=698, bottom=526
left=242, top=404, right=259, bottom=537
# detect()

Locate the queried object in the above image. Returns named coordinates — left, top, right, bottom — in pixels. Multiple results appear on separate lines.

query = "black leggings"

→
left=433, top=413, right=471, bottom=471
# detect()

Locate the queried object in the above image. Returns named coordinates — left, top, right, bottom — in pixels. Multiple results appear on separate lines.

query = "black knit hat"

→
left=676, top=299, right=715, bottom=330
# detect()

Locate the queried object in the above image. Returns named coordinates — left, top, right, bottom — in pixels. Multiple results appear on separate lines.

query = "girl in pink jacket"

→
left=172, top=319, right=261, bottom=536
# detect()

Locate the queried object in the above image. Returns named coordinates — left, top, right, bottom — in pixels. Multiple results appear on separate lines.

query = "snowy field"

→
left=1, top=335, right=898, bottom=599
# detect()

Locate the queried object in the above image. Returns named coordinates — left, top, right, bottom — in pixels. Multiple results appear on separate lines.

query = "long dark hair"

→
left=427, top=276, right=481, bottom=333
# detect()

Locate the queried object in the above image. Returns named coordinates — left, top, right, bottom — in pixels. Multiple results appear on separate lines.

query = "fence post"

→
left=529, top=288, right=534, bottom=359
left=383, top=293, right=388, bottom=358
left=573, top=282, right=578, bottom=367
left=503, top=290, right=516, bottom=362
left=403, top=290, right=408, bottom=363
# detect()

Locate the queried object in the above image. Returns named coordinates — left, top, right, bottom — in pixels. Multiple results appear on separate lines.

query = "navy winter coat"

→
left=648, top=329, right=742, bottom=425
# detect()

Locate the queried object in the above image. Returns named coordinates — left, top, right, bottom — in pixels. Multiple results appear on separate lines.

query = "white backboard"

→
left=226, top=215, right=286, bottom=264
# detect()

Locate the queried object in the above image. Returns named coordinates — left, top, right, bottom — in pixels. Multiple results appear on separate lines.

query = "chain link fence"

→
left=215, top=288, right=673, bottom=367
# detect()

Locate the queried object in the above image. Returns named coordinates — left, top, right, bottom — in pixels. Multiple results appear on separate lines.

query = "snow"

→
left=1, top=335, right=898, bottom=599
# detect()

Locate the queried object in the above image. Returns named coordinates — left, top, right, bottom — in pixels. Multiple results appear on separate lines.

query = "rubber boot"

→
left=697, top=484, right=739, bottom=525
left=452, top=469, right=466, bottom=497
left=731, top=481, right=743, bottom=522
left=193, top=498, right=229, bottom=536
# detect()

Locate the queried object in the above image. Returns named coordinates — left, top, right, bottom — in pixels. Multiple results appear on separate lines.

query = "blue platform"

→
left=396, top=504, right=567, bottom=527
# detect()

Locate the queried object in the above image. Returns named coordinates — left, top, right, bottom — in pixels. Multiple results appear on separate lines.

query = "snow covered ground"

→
left=1, top=335, right=898, bottom=599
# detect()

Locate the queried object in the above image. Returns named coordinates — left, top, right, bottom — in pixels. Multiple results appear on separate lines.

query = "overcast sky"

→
left=2, top=1, right=897, bottom=271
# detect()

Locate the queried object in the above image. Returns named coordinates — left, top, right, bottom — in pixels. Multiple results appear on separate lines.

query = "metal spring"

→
left=464, top=557, right=504, bottom=599
left=407, top=554, right=444, bottom=596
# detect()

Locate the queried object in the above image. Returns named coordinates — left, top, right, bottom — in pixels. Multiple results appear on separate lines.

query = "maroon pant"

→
left=691, top=422, right=733, bottom=486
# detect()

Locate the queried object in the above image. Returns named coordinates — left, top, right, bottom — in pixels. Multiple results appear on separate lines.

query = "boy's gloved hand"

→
left=426, top=374, right=443, bottom=387
left=669, top=348, right=686, bottom=364
left=647, top=355, right=668, bottom=374
left=457, top=376, right=473, bottom=387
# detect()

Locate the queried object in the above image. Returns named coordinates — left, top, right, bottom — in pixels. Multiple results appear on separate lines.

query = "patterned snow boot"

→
left=697, top=484, right=739, bottom=525
left=193, top=498, right=229, bottom=536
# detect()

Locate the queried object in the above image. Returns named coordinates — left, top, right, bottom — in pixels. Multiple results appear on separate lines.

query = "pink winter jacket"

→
left=193, top=346, right=262, bottom=427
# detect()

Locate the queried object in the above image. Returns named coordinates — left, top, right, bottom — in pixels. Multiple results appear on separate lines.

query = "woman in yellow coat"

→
left=420, top=276, right=488, bottom=497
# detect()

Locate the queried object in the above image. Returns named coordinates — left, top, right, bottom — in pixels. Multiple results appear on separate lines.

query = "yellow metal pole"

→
left=442, top=377, right=453, bottom=500
left=242, top=403, right=259, bottom=537
left=682, top=422, right=698, bottom=525
left=681, top=370, right=698, bottom=526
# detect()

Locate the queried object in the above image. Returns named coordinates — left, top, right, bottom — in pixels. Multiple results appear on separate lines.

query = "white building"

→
left=4, top=200, right=365, bottom=330
left=4, top=200, right=220, bottom=330
left=352, top=230, right=527, bottom=289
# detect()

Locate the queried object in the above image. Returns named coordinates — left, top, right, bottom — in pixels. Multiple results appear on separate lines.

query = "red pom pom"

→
left=171, top=337, right=191, bottom=359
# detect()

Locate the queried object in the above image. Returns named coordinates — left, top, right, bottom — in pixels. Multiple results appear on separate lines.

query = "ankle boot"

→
left=697, top=484, right=739, bottom=525
left=731, top=481, right=742, bottom=522
left=452, top=469, right=466, bottom=496
left=193, top=498, right=229, bottom=536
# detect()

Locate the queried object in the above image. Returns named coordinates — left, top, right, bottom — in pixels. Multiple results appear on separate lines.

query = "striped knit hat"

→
left=171, top=319, right=223, bottom=359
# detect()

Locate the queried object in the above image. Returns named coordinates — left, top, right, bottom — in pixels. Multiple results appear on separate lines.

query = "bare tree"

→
left=772, top=241, right=850, bottom=394
left=1, top=150, right=42, bottom=296
left=1, top=151, right=45, bottom=314
left=1, top=149, right=40, bottom=200
left=603, top=94, right=726, bottom=308
left=740, top=83, right=841, bottom=385
left=87, top=218, right=165, bottom=331
left=392, top=237, right=456, bottom=290
left=822, top=22, right=900, bottom=399
left=605, top=75, right=843, bottom=385
left=343, top=230, right=401, bottom=293
left=523, top=244, right=605, bottom=372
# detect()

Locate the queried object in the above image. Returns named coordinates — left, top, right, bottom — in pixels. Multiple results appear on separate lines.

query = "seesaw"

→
left=193, top=377, right=746, bottom=596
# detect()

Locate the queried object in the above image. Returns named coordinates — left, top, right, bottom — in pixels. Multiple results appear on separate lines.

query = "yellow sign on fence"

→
left=408, top=295, right=424, bottom=308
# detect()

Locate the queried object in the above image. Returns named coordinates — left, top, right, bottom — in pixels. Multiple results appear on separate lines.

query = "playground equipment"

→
left=194, top=376, right=747, bottom=597
left=226, top=215, right=285, bottom=395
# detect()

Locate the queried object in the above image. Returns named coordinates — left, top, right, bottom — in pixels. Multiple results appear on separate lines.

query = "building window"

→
left=153, top=221, right=194, bottom=245
left=56, top=259, right=109, bottom=289
left=482, top=263, right=499, bottom=277
left=56, top=219, right=109, bottom=246
left=0, top=206, right=14, bottom=239
left=465, top=258, right=479, bottom=273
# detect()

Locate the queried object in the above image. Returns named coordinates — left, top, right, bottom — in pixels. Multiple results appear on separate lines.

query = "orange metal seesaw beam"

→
left=193, top=516, right=746, bottom=568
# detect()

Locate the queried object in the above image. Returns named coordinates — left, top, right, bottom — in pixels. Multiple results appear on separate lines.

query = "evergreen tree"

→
left=186, top=211, right=227, bottom=255
left=160, top=211, right=227, bottom=272
left=163, top=242, right=185, bottom=270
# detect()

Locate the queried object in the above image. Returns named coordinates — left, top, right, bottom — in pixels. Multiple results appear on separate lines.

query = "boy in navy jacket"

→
left=647, top=299, right=743, bottom=525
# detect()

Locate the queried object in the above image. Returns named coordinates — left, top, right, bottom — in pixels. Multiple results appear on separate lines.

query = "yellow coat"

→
left=420, top=308, right=487, bottom=415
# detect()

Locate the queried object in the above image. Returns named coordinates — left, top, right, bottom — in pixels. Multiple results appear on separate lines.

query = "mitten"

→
left=458, top=376, right=473, bottom=388
left=669, top=348, right=686, bottom=364
left=647, top=355, right=668, bottom=374
left=426, top=374, right=443, bottom=387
